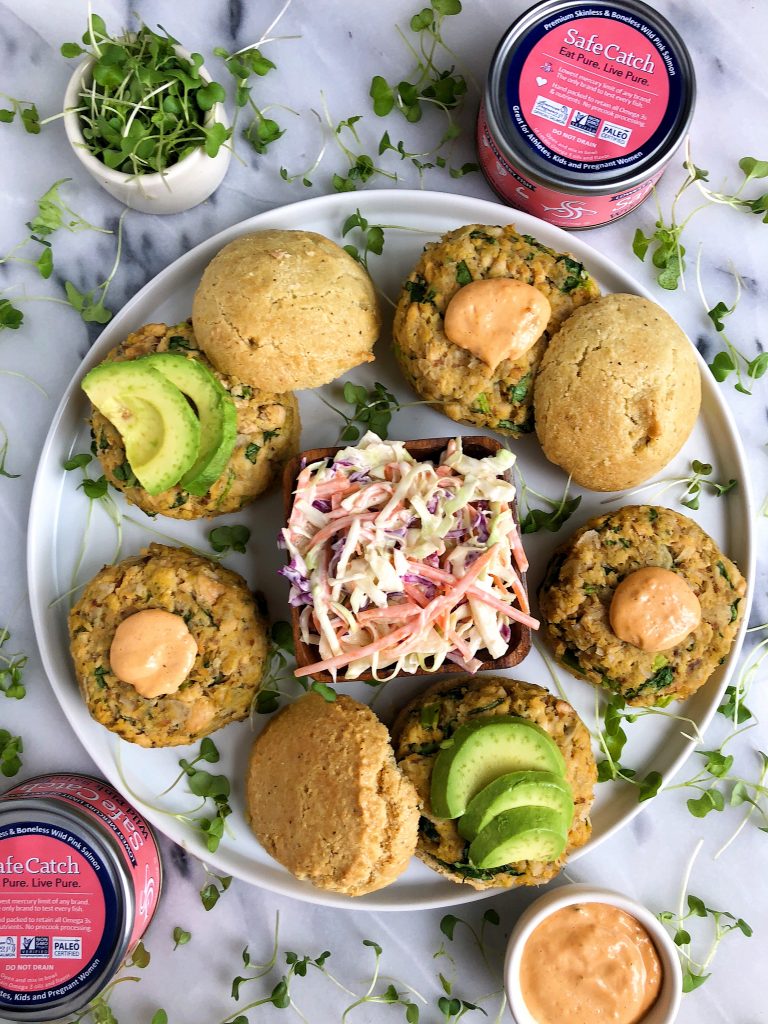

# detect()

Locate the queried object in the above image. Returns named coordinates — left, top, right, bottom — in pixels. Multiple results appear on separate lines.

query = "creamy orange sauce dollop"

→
left=609, top=566, right=701, bottom=652
left=520, top=902, right=663, bottom=1024
left=443, top=279, right=551, bottom=370
left=110, top=609, right=197, bottom=698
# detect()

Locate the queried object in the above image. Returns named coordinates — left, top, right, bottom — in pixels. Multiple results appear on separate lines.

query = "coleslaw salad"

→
left=281, top=434, right=538, bottom=681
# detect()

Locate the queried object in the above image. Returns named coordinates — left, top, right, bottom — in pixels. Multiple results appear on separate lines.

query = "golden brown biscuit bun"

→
left=246, top=693, right=419, bottom=896
left=192, top=230, right=380, bottom=391
left=534, top=294, right=700, bottom=491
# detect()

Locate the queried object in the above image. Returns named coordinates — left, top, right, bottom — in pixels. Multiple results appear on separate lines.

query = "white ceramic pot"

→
left=504, top=883, right=682, bottom=1024
left=63, top=47, right=231, bottom=215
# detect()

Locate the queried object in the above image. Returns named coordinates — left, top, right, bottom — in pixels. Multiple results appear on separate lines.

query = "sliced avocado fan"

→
left=82, top=361, right=200, bottom=496
left=141, top=353, right=237, bottom=496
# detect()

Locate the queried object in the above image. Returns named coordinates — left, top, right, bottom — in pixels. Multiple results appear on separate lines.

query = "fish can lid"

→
left=0, top=800, right=132, bottom=1021
left=486, top=0, right=696, bottom=193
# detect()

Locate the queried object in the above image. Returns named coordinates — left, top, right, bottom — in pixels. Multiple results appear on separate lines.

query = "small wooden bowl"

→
left=281, top=436, right=532, bottom=682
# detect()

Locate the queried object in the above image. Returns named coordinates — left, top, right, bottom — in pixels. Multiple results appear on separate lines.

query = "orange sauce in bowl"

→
left=520, top=902, right=662, bottom=1024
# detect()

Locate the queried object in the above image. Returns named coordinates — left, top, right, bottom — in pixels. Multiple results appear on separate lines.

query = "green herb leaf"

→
left=449, top=162, right=479, bottom=178
left=20, top=104, right=39, bottom=134
left=208, top=524, right=250, bottom=554
left=172, top=926, right=191, bottom=950
left=310, top=681, right=337, bottom=702
left=739, top=156, right=768, bottom=182
left=718, top=685, right=752, bottom=723
left=129, top=940, right=150, bottom=969
left=370, top=75, right=395, bottom=116
left=455, top=260, right=472, bottom=285
left=271, top=620, right=294, bottom=654
left=638, top=771, right=663, bottom=801
left=200, top=873, right=232, bottom=911
left=326, top=379, right=401, bottom=442
left=686, top=788, right=725, bottom=817
left=521, top=495, right=581, bottom=535
left=0, top=730, right=23, bottom=777
left=79, top=476, right=109, bottom=500
left=632, top=228, right=650, bottom=261
left=0, top=299, right=23, bottom=331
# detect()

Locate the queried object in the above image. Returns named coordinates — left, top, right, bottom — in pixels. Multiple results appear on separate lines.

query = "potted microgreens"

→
left=62, top=14, right=231, bottom=215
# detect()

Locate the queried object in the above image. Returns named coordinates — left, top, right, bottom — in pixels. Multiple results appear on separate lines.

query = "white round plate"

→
left=28, top=190, right=754, bottom=910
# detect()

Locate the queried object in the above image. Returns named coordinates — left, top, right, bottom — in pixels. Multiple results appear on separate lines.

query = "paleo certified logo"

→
left=53, top=936, right=82, bottom=959
left=0, top=935, right=16, bottom=958
left=20, top=935, right=49, bottom=957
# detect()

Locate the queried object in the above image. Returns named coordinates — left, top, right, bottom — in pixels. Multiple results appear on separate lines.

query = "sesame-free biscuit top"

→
left=246, top=693, right=419, bottom=896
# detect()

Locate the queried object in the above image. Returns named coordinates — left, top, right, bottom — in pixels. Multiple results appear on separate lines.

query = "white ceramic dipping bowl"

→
left=504, top=883, right=682, bottom=1024
left=63, top=47, right=231, bottom=215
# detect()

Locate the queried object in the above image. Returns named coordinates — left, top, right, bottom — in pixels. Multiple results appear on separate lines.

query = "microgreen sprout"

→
left=172, top=926, right=191, bottom=950
left=696, top=257, right=766, bottom=394
left=0, top=730, right=23, bottom=777
left=128, top=941, right=151, bottom=969
left=599, top=458, right=737, bottom=510
left=223, top=939, right=332, bottom=1022
left=632, top=142, right=768, bottom=290
left=588, top=629, right=768, bottom=851
left=377, top=128, right=478, bottom=184
left=665, top=747, right=768, bottom=833
left=279, top=110, right=327, bottom=187
left=215, top=0, right=298, bottom=156
left=214, top=45, right=284, bottom=155
left=200, top=869, right=232, bottom=911
left=62, top=974, right=142, bottom=1023
left=439, top=910, right=501, bottom=971
left=253, top=621, right=337, bottom=714
left=0, top=424, right=19, bottom=479
left=341, top=940, right=421, bottom=1023
left=658, top=839, right=752, bottom=992
left=320, top=380, right=402, bottom=442
left=0, top=93, right=39, bottom=134
left=369, top=0, right=476, bottom=182
left=64, top=208, right=128, bottom=324
left=208, top=524, right=251, bottom=555
left=592, top=692, right=668, bottom=800
left=160, top=737, right=233, bottom=853
left=64, top=451, right=123, bottom=592
left=515, top=466, right=581, bottom=535
left=320, top=99, right=397, bottom=193
left=436, top=996, right=486, bottom=1023
left=253, top=621, right=295, bottom=713
left=341, top=209, right=385, bottom=271
left=0, top=179, right=108, bottom=285
left=60, top=15, right=231, bottom=174
left=231, top=913, right=282, bottom=997
left=0, top=299, right=23, bottom=332
left=0, top=628, right=27, bottom=700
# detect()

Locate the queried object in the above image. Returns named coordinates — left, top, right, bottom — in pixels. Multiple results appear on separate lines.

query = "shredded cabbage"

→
left=281, top=433, right=538, bottom=680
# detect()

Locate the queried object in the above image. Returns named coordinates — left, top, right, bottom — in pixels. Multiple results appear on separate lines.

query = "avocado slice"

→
left=430, top=717, right=566, bottom=819
left=458, top=770, right=573, bottom=842
left=468, top=806, right=568, bottom=869
left=82, top=361, right=200, bottom=496
left=141, top=353, right=237, bottom=496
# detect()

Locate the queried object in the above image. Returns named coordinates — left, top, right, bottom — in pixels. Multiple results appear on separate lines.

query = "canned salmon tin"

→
left=0, top=773, right=161, bottom=1021
left=478, top=0, right=695, bottom=228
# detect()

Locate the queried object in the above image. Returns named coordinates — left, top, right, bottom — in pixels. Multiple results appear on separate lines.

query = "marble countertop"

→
left=0, top=1, right=766, bottom=1021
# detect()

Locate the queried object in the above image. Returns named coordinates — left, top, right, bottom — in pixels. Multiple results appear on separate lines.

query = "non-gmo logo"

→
left=53, top=936, right=82, bottom=959
left=20, top=936, right=49, bottom=957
